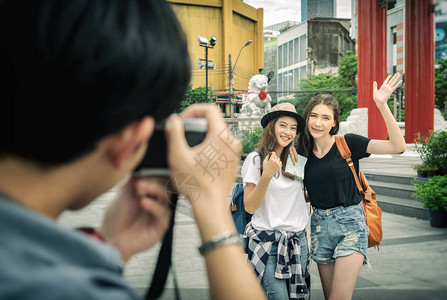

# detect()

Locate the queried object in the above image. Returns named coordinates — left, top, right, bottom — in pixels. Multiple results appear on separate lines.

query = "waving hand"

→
left=373, top=73, right=402, bottom=105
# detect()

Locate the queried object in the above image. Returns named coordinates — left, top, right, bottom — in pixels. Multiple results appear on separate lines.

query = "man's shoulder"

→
left=0, top=241, right=138, bottom=300
left=0, top=264, right=139, bottom=299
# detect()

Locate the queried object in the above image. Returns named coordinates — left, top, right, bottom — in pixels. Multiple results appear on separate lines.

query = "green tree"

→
left=292, top=73, right=341, bottom=114
left=178, top=85, right=215, bottom=112
left=435, top=59, right=447, bottom=113
left=241, top=127, right=263, bottom=156
left=292, top=51, right=358, bottom=121
left=338, top=50, right=358, bottom=86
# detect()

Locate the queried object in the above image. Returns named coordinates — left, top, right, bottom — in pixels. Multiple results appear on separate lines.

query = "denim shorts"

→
left=310, top=203, right=368, bottom=264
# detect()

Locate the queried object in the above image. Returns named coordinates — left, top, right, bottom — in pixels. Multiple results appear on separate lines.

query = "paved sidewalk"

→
left=57, top=152, right=447, bottom=300
left=58, top=190, right=447, bottom=300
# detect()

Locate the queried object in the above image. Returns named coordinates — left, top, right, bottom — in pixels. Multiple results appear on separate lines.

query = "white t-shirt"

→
left=241, top=151, right=309, bottom=232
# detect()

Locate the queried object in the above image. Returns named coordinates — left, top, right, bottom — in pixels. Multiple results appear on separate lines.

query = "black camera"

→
left=134, top=118, right=208, bottom=177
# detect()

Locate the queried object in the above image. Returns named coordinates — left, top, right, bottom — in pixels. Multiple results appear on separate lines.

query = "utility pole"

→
left=228, top=54, right=234, bottom=118
left=205, top=45, right=209, bottom=102
left=228, top=40, right=252, bottom=118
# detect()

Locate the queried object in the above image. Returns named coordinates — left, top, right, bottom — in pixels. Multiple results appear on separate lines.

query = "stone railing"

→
left=225, top=116, right=262, bottom=140
left=225, top=108, right=446, bottom=141
left=435, top=108, right=447, bottom=131
left=338, top=108, right=369, bottom=137
left=338, top=108, right=447, bottom=138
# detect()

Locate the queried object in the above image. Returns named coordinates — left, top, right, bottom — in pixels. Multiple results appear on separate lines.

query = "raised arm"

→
left=244, top=152, right=281, bottom=214
left=366, top=73, right=406, bottom=155
left=166, top=104, right=265, bottom=300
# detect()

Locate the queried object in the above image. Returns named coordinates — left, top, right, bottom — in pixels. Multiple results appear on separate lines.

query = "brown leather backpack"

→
left=335, top=135, right=383, bottom=249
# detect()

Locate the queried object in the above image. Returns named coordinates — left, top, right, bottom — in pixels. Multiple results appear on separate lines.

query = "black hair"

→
left=0, top=0, right=191, bottom=165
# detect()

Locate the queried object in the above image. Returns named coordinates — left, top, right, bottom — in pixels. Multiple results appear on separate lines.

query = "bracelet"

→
left=198, top=232, right=243, bottom=256
left=77, top=227, right=106, bottom=242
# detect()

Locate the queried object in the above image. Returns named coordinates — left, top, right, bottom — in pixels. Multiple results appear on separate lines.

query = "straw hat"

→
left=260, top=102, right=305, bottom=132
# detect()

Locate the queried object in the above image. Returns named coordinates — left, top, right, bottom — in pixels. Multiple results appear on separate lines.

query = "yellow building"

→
left=169, top=0, right=264, bottom=94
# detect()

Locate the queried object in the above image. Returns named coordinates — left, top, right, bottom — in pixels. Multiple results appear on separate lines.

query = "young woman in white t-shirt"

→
left=242, top=103, right=310, bottom=300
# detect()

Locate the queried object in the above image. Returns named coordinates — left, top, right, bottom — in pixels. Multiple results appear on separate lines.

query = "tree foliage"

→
left=177, top=85, right=215, bottom=113
left=289, top=50, right=358, bottom=121
left=241, top=127, right=263, bottom=156
left=435, top=59, right=447, bottom=113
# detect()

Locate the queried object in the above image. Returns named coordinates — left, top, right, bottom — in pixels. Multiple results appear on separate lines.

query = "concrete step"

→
left=364, top=172, right=429, bottom=186
left=364, top=173, right=429, bottom=220
left=367, top=180, right=416, bottom=200
left=377, top=195, right=428, bottom=220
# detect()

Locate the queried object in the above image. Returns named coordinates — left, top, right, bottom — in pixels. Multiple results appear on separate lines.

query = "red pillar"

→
left=357, top=0, right=387, bottom=139
left=405, top=0, right=435, bottom=142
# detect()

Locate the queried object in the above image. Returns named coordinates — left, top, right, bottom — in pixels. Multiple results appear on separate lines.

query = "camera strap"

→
left=145, top=193, right=180, bottom=300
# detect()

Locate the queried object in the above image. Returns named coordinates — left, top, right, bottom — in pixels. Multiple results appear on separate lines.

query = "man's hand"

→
left=165, top=104, right=241, bottom=206
left=165, top=104, right=242, bottom=241
left=99, top=176, right=171, bottom=262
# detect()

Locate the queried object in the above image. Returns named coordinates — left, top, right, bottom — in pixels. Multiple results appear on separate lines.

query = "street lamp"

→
left=198, top=35, right=217, bottom=102
left=229, top=40, right=252, bottom=117
left=233, top=40, right=252, bottom=73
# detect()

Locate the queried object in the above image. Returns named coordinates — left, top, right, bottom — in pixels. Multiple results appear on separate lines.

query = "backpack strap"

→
left=231, top=150, right=263, bottom=208
left=255, top=150, right=263, bottom=172
left=334, top=136, right=363, bottom=194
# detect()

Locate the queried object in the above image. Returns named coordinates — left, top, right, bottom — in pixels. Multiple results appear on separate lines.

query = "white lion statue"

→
left=240, top=74, right=272, bottom=117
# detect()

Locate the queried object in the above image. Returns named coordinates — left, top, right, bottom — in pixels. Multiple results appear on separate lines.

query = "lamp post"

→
left=198, top=35, right=217, bottom=103
left=229, top=40, right=252, bottom=117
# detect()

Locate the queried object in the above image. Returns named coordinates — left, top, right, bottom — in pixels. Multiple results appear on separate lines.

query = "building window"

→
left=294, top=38, right=299, bottom=65
left=289, top=40, right=294, bottom=66
left=278, top=73, right=283, bottom=98
left=278, top=45, right=283, bottom=69
left=300, top=66, right=307, bottom=81
left=284, top=42, right=288, bottom=67
left=392, top=27, right=397, bottom=74
left=299, top=35, right=306, bottom=62
left=288, top=70, right=294, bottom=95
left=294, top=68, right=299, bottom=89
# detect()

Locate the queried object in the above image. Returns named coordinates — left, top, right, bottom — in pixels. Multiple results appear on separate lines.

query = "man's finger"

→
left=165, top=114, right=189, bottom=162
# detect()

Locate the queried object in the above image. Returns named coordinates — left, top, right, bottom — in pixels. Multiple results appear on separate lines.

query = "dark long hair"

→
left=298, top=94, right=340, bottom=157
left=0, top=0, right=191, bottom=165
left=256, top=117, right=296, bottom=180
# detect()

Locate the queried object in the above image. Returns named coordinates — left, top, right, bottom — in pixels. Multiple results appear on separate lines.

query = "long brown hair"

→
left=255, top=116, right=296, bottom=180
left=298, top=94, right=340, bottom=157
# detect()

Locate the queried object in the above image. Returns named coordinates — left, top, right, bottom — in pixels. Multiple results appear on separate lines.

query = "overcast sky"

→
left=243, top=0, right=352, bottom=27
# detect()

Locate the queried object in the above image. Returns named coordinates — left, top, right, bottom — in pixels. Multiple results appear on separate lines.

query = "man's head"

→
left=0, top=0, right=191, bottom=166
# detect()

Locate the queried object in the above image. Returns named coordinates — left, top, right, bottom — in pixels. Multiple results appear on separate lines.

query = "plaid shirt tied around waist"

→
left=245, top=222, right=310, bottom=300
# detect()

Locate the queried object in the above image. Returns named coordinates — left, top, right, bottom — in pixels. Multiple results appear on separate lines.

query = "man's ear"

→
left=107, top=117, right=155, bottom=169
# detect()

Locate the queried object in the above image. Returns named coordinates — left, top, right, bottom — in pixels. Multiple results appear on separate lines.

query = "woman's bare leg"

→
left=329, top=252, right=364, bottom=300
left=317, top=262, right=335, bottom=300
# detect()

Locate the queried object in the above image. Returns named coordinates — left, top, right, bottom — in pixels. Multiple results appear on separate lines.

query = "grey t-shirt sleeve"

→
left=2, top=271, right=141, bottom=300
